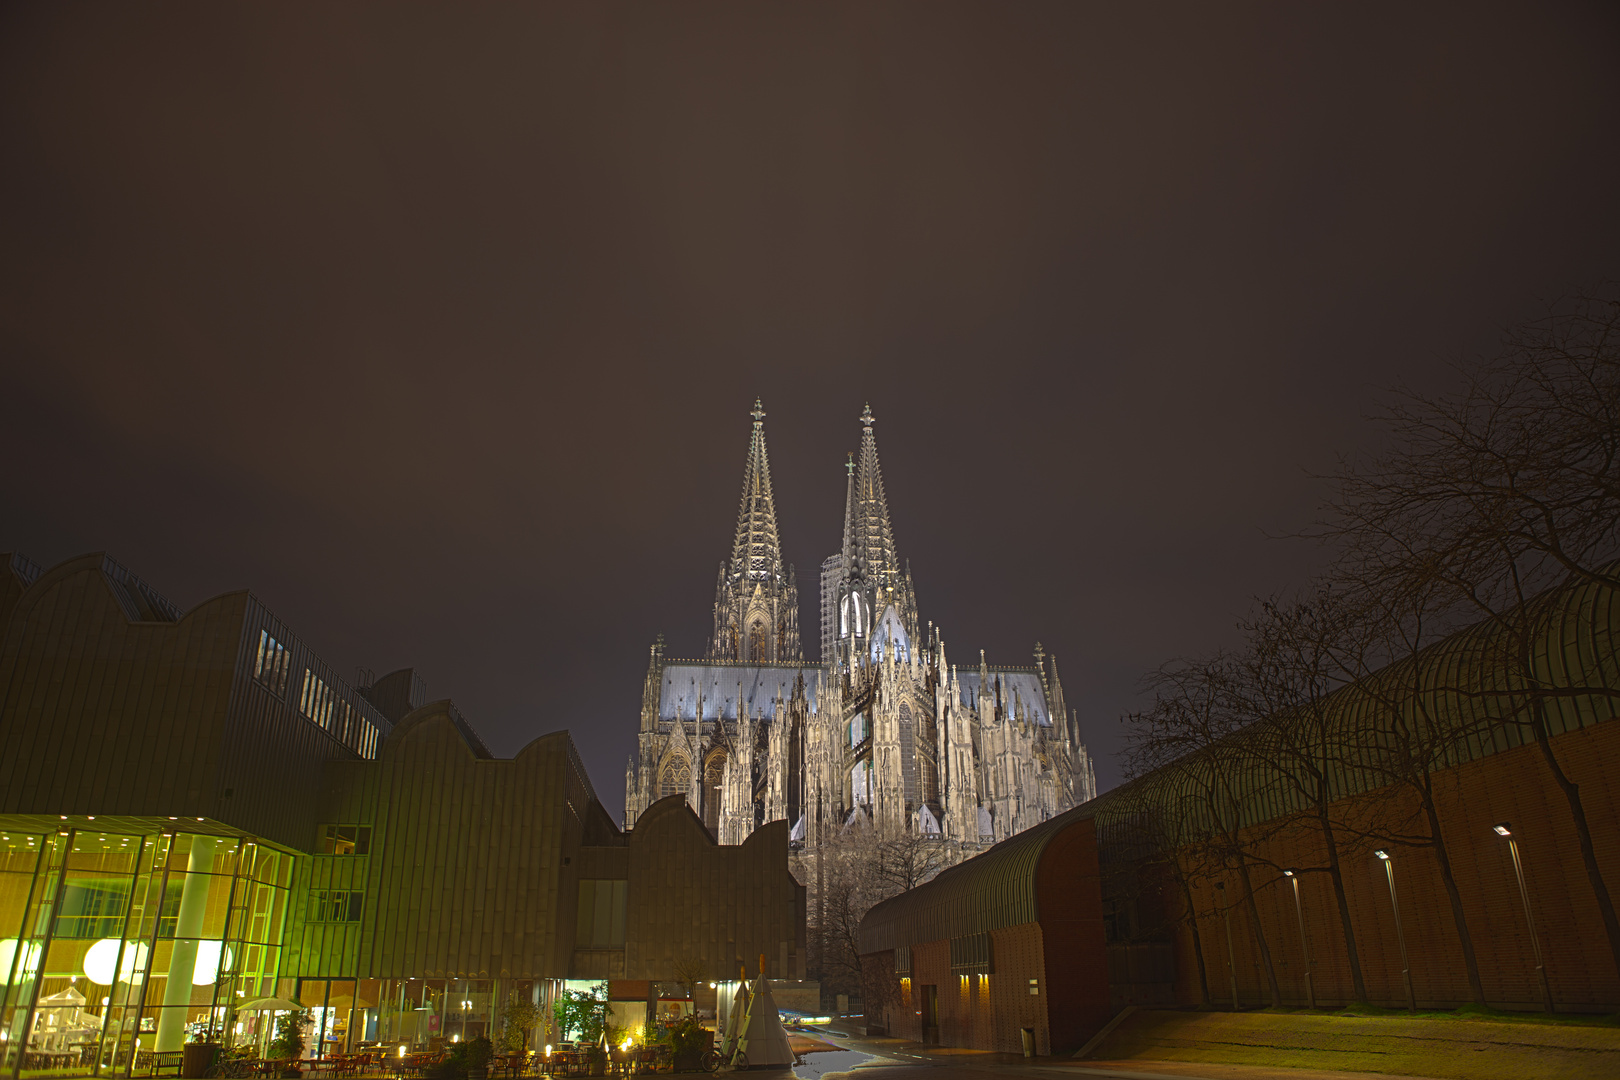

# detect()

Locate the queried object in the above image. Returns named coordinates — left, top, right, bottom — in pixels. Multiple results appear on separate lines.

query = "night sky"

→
left=4, top=4, right=1619, bottom=818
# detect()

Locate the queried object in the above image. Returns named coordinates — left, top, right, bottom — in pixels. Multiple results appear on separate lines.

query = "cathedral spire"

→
left=708, top=400, right=802, bottom=662
left=840, top=451, right=857, bottom=566
left=730, top=399, right=785, bottom=583
left=851, top=404, right=900, bottom=587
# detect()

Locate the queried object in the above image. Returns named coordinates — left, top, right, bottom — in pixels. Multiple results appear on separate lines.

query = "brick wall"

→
left=1163, top=718, right=1620, bottom=1010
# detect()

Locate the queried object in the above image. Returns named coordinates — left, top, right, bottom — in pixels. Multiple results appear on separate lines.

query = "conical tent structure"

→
left=719, top=981, right=750, bottom=1059
left=732, top=975, right=793, bottom=1068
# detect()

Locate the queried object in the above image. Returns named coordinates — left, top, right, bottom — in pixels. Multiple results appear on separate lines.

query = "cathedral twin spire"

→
left=708, top=400, right=918, bottom=667
left=728, top=400, right=787, bottom=585
left=844, top=404, right=902, bottom=590
left=708, top=400, right=801, bottom=663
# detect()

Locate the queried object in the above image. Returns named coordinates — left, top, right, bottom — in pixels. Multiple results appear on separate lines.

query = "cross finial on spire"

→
left=752, top=398, right=766, bottom=426
left=845, top=452, right=855, bottom=476
left=860, top=403, right=875, bottom=428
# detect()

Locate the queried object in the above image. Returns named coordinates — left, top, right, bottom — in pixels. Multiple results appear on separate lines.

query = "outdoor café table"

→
left=491, top=1052, right=526, bottom=1078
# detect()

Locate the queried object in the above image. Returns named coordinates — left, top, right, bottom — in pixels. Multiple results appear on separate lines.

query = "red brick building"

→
left=859, top=572, right=1620, bottom=1049
left=858, top=810, right=1112, bottom=1054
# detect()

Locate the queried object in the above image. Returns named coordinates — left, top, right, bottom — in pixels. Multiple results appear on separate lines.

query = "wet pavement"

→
left=777, top=1026, right=1447, bottom=1080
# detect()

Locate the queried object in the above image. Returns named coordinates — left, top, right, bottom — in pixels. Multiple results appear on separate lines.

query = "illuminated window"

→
left=320, top=825, right=371, bottom=855
left=300, top=670, right=336, bottom=729
left=310, top=890, right=364, bottom=922
left=253, top=630, right=291, bottom=696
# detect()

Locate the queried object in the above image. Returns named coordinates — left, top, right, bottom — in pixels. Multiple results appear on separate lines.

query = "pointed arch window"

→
left=659, top=755, right=691, bottom=800
left=703, top=751, right=728, bottom=835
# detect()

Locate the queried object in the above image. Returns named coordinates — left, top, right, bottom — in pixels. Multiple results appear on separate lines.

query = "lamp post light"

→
left=1215, top=881, right=1240, bottom=1009
left=1283, top=870, right=1315, bottom=1009
left=1374, top=851, right=1416, bottom=1012
left=1494, top=823, right=1554, bottom=1013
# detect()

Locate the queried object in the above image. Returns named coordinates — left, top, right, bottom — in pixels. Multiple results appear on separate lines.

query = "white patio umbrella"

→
left=237, top=997, right=306, bottom=1013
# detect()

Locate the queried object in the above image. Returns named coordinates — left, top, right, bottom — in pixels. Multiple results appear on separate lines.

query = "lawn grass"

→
left=1254, top=1002, right=1620, bottom=1028
left=1091, top=1006, right=1620, bottom=1080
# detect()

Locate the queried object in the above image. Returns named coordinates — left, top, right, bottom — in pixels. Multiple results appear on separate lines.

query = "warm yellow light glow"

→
left=544, top=1046, right=552, bottom=1058
left=621, top=1040, right=632, bottom=1052
left=398, top=1047, right=406, bottom=1058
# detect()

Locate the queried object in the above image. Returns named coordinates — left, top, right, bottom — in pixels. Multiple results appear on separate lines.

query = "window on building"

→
left=659, top=755, right=691, bottom=800
left=320, top=825, right=371, bottom=855
left=254, top=630, right=291, bottom=696
left=300, top=670, right=336, bottom=729
left=310, top=890, right=364, bottom=922
left=848, top=713, right=868, bottom=748
left=576, top=879, right=627, bottom=948
left=703, top=752, right=727, bottom=835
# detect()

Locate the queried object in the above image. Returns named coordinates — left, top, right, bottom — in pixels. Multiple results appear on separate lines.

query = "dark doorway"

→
left=920, top=984, right=939, bottom=1045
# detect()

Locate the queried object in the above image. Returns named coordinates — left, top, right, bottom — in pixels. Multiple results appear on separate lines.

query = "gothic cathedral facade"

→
left=623, top=402, right=1096, bottom=863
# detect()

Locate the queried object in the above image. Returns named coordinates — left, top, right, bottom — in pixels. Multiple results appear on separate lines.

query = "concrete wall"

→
left=620, top=796, right=806, bottom=983
left=293, top=709, right=589, bottom=980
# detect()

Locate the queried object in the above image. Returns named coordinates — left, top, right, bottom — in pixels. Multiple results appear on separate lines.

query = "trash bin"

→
left=1020, top=1027, right=1035, bottom=1058
left=182, top=1043, right=217, bottom=1079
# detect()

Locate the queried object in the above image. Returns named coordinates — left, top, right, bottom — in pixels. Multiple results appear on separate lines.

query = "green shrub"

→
left=553, top=983, right=607, bottom=1044
left=267, top=1012, right=311, bottom=1061
left=668, top=1016, right=708, bottom=1070
left=498, top=993, right=543, bottom=1053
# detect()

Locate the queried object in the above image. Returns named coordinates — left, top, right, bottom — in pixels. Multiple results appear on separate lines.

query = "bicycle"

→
left=205, top=1055, right=256, bottom=1079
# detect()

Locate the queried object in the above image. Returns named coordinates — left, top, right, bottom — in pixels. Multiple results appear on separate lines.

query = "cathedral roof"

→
left=869, top=604, right=913, bottom=663
left=956, top=669, right=1053, bottom=726
left=658, top=662, right=820, bottom=722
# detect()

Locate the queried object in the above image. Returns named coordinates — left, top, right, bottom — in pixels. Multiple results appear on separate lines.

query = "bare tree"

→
left=671, top=955, right=708, bottom=1002
left=1096, top=779, right=1216, bottom=1007
left=1320, top=286, right=1620, bottom=982
left=1123, top=655, right=1285, bottom=1007
left=1323, top=577, right=1491, bottom=1004
left=1237, top=587, right=1371, bottom=1004
left=807, top=820, right=949, bottom=1008
left=873, top=829, right=951, bottom=894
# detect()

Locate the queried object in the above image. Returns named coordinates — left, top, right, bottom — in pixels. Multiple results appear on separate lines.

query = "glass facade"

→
left=0, top=826, right=290, bottom=1080
left=291, top=978, right=556, bottom=1057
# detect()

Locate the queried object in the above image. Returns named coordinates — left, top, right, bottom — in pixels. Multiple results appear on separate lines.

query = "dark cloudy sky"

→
left=4, top=3, right=1619, bottom=817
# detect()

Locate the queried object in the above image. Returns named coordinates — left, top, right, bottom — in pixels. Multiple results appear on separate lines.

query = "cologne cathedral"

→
left=623, top=402, right=1096, bottom=861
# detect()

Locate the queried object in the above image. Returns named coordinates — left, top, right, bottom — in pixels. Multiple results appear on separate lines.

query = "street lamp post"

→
left=1374, top=851, right=1416, bottom=1011
left=1283, top=870, right=1314, bottom=1008
left=1494, top=823, right=1554, bottom=1013
left=1215, top=881, right=1240, bottom=1009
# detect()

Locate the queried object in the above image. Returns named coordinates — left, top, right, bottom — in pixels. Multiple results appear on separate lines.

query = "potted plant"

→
left=668, top=1017, right=709, bottom=1073
left=464, top=1035, right=494, bottom=1080
left=425, top=1035, right=493, bottom=1080
left=267, top=1011, right=311, bottom=1078
left=183, top=1030, right=219, bottom=1079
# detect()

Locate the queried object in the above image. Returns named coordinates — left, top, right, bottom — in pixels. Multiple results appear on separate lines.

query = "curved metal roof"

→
left=858, top=801, right=1095, bottom=954
left=1087, top=569, right=1619, bottom=849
